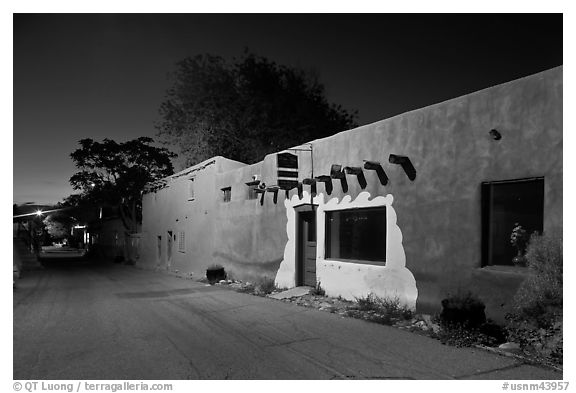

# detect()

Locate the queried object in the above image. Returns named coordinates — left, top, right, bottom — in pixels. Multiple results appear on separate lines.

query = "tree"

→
left=156, top=51, right=358, bottom=167
left=69, top=137, right=176, bottom=233
left=43, top=213, right=75, bottom=241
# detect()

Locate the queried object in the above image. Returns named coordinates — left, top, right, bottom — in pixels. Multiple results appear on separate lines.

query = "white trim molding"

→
left=275, top=191, right=418, bottom=309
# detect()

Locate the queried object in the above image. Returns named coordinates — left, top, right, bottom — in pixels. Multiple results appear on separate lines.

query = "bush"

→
left=506, top=232, right=563, bottom=364
left=437, top=291, right=506, bottom=347
left=206, top=264, right=226, bottom=284
left=440, top=290, right=486, bottom=328
left=436, top=321, right=507, bottom=348
left=512, top=232, right=562, bottom=324
left=254, top=276, right=276, bottom=296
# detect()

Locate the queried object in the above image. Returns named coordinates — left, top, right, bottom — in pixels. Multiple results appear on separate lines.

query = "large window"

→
left=481, top=177, right=544, bottom=266
left=325, top=207, right=387, bottom=263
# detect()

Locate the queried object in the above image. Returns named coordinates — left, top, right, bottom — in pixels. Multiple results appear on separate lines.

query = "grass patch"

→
left=352, top=293, right=413, bottom=325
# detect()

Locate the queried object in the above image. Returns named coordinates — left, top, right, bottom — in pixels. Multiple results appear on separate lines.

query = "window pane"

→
left=483, top=178, right=544, bottom=266
left=325, top=207, right=386, bottom=262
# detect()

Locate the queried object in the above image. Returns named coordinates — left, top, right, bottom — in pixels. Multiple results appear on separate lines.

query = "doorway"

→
left=167, top=230, right=173, bottom=267
left=297, top=209, right=317, bottom=287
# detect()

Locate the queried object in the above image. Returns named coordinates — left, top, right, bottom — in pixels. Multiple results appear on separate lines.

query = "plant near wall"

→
left=254, top=276, right=277, bottom=296
left=206, top=264, right=227, bottom=284
left=506, top=232, right=563, bottom=364
left=351, top=293, right=413, bottom=325
left=437, top=291, right=506, bottom=347
left=440, top=290, right=486, bottom=328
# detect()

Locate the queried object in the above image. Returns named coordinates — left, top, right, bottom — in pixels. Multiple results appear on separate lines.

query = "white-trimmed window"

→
left=178, top=231, right=185, bottom=253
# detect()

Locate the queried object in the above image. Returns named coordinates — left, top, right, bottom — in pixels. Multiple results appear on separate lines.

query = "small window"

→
left=482, top=177, right=544, bottom=266
left=222, top=187, right=231, bottom=203
left=188, top=178, right=195, bottom=200
left=178, top=231, right=185, bottom=253
left=325, top=207, right=387, bottom=263
left=247, top=184, right=259, bottom=200
left=157, top=235, right=162, bottom=261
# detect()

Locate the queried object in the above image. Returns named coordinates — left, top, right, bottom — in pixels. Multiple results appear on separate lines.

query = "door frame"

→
left=294, top=204, right=317, bottom=286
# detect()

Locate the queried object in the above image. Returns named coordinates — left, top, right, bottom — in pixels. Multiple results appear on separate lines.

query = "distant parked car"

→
left=38, top=246, right=87, bottom=261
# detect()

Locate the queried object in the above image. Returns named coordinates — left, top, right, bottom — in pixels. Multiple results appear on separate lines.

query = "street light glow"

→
left=35, top=210, right=43, bottom=216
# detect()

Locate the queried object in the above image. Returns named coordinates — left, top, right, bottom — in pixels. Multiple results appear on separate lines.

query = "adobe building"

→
left=139, top=67, right=562, bottom=321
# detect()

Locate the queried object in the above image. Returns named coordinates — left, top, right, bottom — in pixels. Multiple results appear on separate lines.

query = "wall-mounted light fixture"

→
left=343, top=166, right=367, bottom=189
left=489, top=129, right=502, bottom=140
left=389, top=154, right=416, bottom=181
left=363, top=160, right=389, bottom=186
left=315, top=175, right=333, bottom=195
left=330, top=164, right=348, bottom=193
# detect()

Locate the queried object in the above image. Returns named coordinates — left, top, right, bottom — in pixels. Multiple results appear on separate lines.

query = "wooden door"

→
left=298, top=211, right=317, bottom=287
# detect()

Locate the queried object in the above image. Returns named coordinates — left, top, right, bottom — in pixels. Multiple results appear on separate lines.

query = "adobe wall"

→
left=140, top=67, right=562, bottom=321
left=140, top=157, right=246, bottom=277
left=303, top=66, right=562, bottom=319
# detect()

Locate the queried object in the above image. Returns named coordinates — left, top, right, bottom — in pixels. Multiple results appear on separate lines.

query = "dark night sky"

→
left=13, top=14, right=562, bottom=205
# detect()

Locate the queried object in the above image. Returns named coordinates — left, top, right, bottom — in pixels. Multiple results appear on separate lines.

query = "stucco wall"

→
left=305, top=67, right=562, bottom=319
left=140, top=67, right=562, bottom=321
left=140, top=157, right=245, bottom=277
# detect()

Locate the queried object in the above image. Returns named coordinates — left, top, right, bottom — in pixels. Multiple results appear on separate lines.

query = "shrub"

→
left=440, top=290, right=486, bottom=328
left=506, top=232, right=563, bottom=364
left=353, top=293, right=413, bottom=324
left=512, top=232, right=562, bottom=324
left=206, top=264, right=226, bottom=284
left=254, top=276, right=276, bottom=296
left=236, top=282, right=256, bottom=294
left=310, top=282, right=326, bottom=296
left=436, top=321, right=507, bottom=348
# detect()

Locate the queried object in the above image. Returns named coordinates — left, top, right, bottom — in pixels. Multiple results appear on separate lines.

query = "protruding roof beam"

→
left=363, top=160, right=389, bottom=186
left=302, top=178, right=317, bottom=197
left=314, top=175, right=333, bottom=195
left=389, top=154, right=416, bottom=181
left=330, top=164, right=348, bottom=193
left=343, top=166, right=367, bottom=189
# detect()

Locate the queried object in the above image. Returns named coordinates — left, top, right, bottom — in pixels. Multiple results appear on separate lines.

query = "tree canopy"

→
left=156, top=51, right=358, bottom=168
left=43, top=213, right=76, bottom=241
left=69, top=137, right=176, bottom=232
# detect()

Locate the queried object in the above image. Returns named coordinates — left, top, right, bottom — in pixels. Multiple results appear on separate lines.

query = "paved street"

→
left=13, top=259, right=561, bottom=380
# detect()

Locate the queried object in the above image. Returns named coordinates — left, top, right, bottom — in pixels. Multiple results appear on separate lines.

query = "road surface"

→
left=13, top=259, right=561, bottom=380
